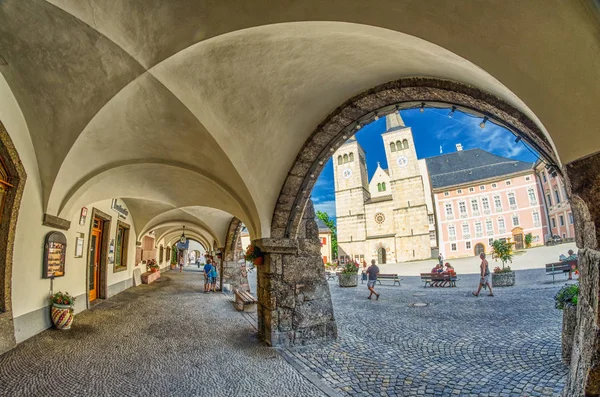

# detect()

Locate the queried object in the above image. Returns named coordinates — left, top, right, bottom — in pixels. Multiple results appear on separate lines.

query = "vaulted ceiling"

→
left=0, top=0, right=597, bottom=243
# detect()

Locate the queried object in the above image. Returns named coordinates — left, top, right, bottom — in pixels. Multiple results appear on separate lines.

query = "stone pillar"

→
left=222, top=238, right=249, bottom=292
left=255, top=201, right=337, bottom=347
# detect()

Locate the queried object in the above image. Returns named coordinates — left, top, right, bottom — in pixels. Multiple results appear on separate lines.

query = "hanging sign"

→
left=177, top=239, right=189, bottom=250
left=111, top=199, right=129, bottom=218
left=79, top=207, right=88, bottom=226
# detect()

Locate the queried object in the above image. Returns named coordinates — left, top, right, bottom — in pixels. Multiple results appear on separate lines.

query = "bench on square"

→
left=545, top=260, right=577, bottom=282
left=325, top=271, right=338, bottom=281
left=376, top=274, right=401, bottom=286
left=141, top=270, right=160, bottom=284
left=420, top=272, right=457, bottom=288
left=233, top=289, right=257, bottom=312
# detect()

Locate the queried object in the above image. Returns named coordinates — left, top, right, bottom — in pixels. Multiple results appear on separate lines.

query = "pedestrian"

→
left=438, top=253, right=444, bottom=266
left=203, top=259, right=212, bottom=293
left=366, top=259, right=380, bottom=300
left=179, top=255, right=184, bottom=273
left=473, top=253, right=493, bottom=297
left=209, top=260, right=218, bottom=292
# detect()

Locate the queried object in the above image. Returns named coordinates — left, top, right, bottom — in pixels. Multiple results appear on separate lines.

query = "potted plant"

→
left=50, top=291, right=76, bottom=330
left=338, top=262, right=358, bottom=287
left=491, top=239, right=515, bottom=287
left=245, top=244, right=264, bottom=266
left=555, top=283, right=579, bottom=363
left=146, top=259, right=159, bottom=273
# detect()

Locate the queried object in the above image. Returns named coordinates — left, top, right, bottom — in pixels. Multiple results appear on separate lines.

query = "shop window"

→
left=114, top=221, right=130, bottom=271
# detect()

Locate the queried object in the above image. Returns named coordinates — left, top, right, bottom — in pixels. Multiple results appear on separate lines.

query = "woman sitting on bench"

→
left=438, top=263, right=454, bottom=287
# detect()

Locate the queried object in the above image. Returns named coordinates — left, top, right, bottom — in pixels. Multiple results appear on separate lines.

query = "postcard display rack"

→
left=43, top=231, right=67, bottom=278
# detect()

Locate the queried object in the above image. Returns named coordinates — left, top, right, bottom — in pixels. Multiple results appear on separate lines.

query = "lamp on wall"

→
left=180, top=226, right=186, bottom=244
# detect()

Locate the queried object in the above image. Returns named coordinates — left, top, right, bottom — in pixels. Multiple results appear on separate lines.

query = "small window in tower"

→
left=396, top=140, right=402, bottom=150
left=349, top=152, right=354, bottom=162
left=402, top=139, right=409, bottom=149
left=337, top=155, right=342, bottom=165
left=377, top=183, right=382, bottom=192
left=343, top=154, right=348, bottom=163
left=381, top=182, right=386, bottom=192
left=390, top=142, right=396, bottom=152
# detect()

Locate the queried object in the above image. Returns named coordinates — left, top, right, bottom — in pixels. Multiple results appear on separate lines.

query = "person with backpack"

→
left=203, top=259, right=213, bottom=293
left=209, top=260, right=218, bottom=292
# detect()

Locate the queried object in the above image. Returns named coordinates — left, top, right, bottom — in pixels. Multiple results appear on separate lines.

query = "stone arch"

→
left=222, top=217, right=249, bottom=292
left=271, top=77, right=560, bottom=240
left=0, top=120, right=27, bottom=355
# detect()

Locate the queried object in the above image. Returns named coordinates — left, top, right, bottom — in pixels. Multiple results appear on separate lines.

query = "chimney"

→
left=456, top=143, right=463, bottom=151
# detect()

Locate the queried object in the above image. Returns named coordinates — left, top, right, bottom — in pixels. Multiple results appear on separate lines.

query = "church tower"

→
left=333, top=137, right=369, bottom=261
left=382, top=113, right=430, bottom=261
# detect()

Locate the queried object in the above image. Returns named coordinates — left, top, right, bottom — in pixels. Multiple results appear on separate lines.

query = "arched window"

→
left=337, top=155, right=343, bottom=165
left=349, top=152, right=354, bottom=162
left=381, top=182, right=386, bottom=192
left=396, top=140, right=402, bottom=150
left=403, top=139, right=409, bottom=149
left=343, top=154, right=348, bottom=163
left=377, top=183, right=381, bottom=192
left=390, top=142, right=396, bottom=152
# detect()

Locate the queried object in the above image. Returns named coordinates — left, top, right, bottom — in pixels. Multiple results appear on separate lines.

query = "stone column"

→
left=255, top=201, right=337, bottom=347
left=221, top=238, right=249, bottom=292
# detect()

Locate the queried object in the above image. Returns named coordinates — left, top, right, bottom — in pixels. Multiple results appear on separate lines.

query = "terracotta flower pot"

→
left=51, top=303, right=74, bottom=330
left=253, top=257, right=264, bottom=266
left=150, top=267, right=158, bottom=273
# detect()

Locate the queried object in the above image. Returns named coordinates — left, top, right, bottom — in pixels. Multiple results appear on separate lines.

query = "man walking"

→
left=366, top=259, right=380, bottom=300
left=203, top=259, right=213, bottom=293
left=473, top=253, right=493, bottom=297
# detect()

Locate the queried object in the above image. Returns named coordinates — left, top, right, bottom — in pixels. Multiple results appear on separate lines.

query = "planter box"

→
left=492, top=271, right=515, bottom=287
left=338, top=273, right=358, bottom=287
left=562, top=304, right=577, bottom=364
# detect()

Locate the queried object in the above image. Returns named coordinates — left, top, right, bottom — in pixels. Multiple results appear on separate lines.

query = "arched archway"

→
left=474, top=243, right=485, bottom=257
left=377, top=246, right=387, bottom=265
left=0, top=120, right=26, bottom=355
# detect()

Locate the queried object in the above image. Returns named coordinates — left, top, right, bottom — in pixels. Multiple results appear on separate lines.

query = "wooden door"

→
left=89, top=218, right=103, bottom=301
left=514, top=234, right=524, bottom=250
left=377, top=247, right=386, bottom=264
left=474, top=243, right=485, bottom=256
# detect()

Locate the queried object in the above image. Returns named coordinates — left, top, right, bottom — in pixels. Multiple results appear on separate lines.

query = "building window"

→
left=343, top=154, right=348, bottom=163
left=159, top=245, right=164, bottom=263
left=559, top=215, right=565, bottom=227
left=475, top=221, right=483, bottom=237
left=377, top=182, right=386, bottom=192
left=528, top=188, right=537, bottom=205
left=533, top=211, right=541, bottom=227
left=462, top=222, right=470, bottom=239
left=466, top=241, right=471, bottom=250
left=569, top=213, right=574, bottom=224
left=498, top=217, right=506, bottom=233
left=554, top=189, right=561, bottom=204
left=321, top=237, right=326, bottom=246
left=480, top=185, right=485, bottom=190
left=429, top=230, right=436, bottom=240
left=448, top=225, right=456, bottom=240
left=485, top=219, right=494, bottom=236
left=390, top=142, right=396, bottom=152
left=451, top=243, right=457, bottom=251
left=457, top=189, right=463, bottom=194
left=562, top=233, right=566, bottom=238
left=551, top=217, right=556, bottom=228
left=525, top=176, right=531, bottom=181
left=505, top=180, right=512, bottom=186
left=493, top=195, right=502, bottom=211
left=337, top=156, right=342, bottom=165
left=489, top=238, right=494, bottom=246
left=471, top=199, right=480, bottom=214
left=481, top=197, right=490, bottom=212
left=115, top=221, right=130, bottom=270
left=459, top=201, right=467, bottom=218
left=396, top=140, right=402, bottom=150
left=512, top=214, right=520, bottom=227
left=492, top=183, right=497, bottom=188
left=349, top=152, right=354, bottom=162
left=444, top=191, right=449, bottom=197
left=546, top=193, right=552, bottom=207
left=445, top=203, right=453, bottom=218
left=542, top=173, right=547, bottom=183
left=469, top=187, right=474, bottom=192
left=402, top=139, right=409, bottom=149
left=507, top=192, right=517, bottom=208
left=428, top=214, right=434, bottom=224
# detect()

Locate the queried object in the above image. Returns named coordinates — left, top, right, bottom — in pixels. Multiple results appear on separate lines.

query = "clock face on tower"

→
left=342, top=168, right=352, bottom=179
left=396, top=156, right=409, bottom=168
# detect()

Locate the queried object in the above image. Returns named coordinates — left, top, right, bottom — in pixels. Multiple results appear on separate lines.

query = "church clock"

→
left=396, top=156, right=409, bottom=168
left=342, top=168, right=352, bottom=179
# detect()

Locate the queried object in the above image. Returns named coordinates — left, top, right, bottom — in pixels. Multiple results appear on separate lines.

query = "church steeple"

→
left=385, top=112, right=405, bottom=130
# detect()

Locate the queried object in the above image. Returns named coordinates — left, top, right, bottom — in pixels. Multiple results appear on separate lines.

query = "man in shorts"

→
left=473, top=253, right=493, bottom=297
left=203, top=259, right=213, bottom=293
left=366, top=259, right=380, bottom=300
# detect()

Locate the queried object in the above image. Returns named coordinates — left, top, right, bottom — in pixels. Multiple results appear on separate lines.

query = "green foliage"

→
left=491, top=239, right=514, bottom=269
left=493, top=265, right=512, bottom=274
left=525, top=233, right=533, bottom=248
left=341, top=262, right=358, bottom=274
left=171, top=245, right=178, bottom=265
left=555, top=283, right=579, bottom=310
left=51, top=291, right=75, bottom=306
left=316, top=211, right=338, bottom=259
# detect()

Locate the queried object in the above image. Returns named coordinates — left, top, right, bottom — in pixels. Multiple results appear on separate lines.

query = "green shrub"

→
left=555, top=283, right=579, bottom=310
left=341, top=262, right=358, bottom=274
left=525, top=233, right=533, bottom=248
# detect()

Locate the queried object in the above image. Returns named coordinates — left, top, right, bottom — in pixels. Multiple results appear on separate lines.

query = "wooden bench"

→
left=141, top=270, right=160, bottom=284
left=325, top=271, right=338, bottom=281
left=376, top=274, right=401, bottom=286
left=233, top=289, right=257, bottom=312
left=545, top=260, right=577, bottom=282
left=420, top=272, right=457, bottom=288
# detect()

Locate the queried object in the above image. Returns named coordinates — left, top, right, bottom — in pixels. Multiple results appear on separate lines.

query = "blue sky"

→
left=311, top=108, right=539, bottom=220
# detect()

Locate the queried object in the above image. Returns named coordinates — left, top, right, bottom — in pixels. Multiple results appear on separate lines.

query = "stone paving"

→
left=280, top=269, right=569, bottom=397
left=0, top=268, right=323, bottom=397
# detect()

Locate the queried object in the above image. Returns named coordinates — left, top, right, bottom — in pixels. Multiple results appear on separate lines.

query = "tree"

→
left=316, top=211, right=338, bottom=259
left=491, top=239, right=514, bottom=269
left=525, top=233, right=533, bottom=248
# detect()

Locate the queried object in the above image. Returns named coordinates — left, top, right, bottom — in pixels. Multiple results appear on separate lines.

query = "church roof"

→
left=365, top=194, right=393, bottom=204
left=425, top=148, right=533, bottom=189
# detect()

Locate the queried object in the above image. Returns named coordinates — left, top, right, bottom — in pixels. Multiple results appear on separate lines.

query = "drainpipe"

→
left=535, top=172, right=551, bottom=241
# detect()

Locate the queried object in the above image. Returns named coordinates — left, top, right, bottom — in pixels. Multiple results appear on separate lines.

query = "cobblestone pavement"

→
left=0, top=269, right=324, bottom=397
left=281, top=269, right=568, bottom=397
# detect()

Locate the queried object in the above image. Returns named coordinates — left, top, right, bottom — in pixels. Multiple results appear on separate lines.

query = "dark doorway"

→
left=377, top=247, right=386, bottom=264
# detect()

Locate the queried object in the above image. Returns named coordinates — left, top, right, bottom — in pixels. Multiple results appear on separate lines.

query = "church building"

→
left=333, top=113, right=435, bottom=265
